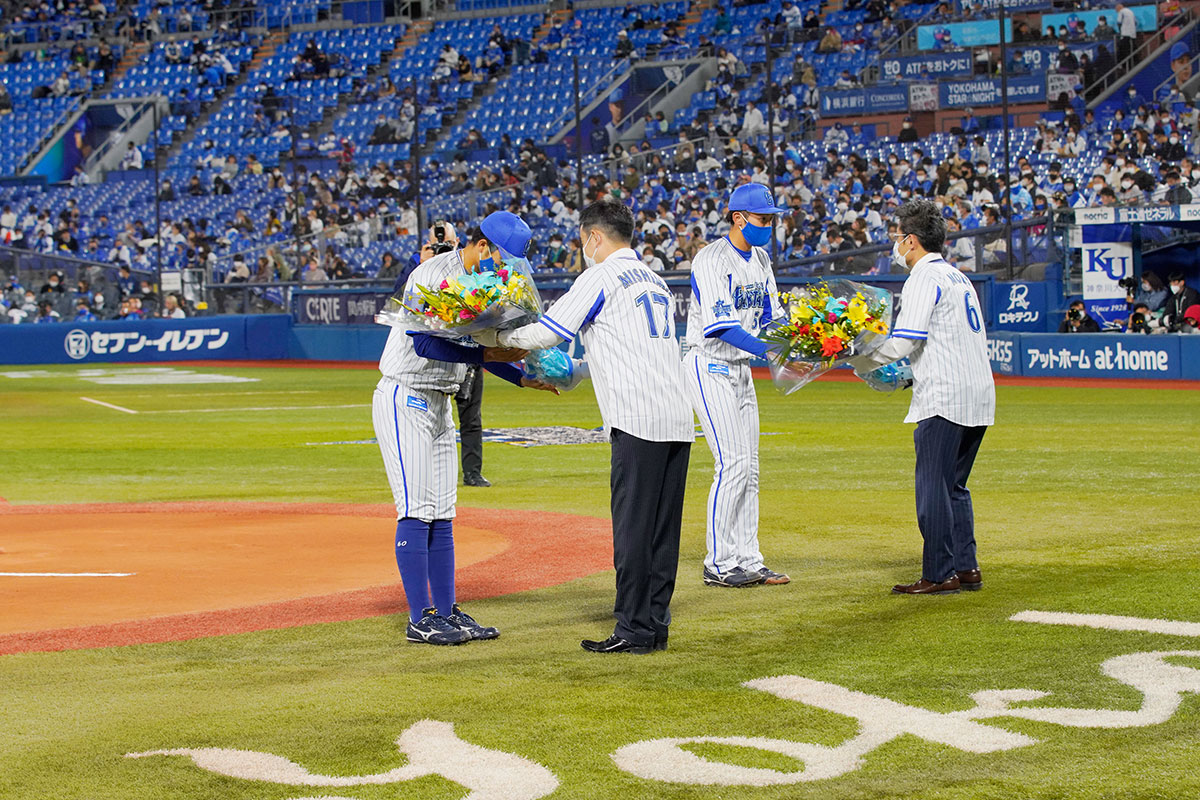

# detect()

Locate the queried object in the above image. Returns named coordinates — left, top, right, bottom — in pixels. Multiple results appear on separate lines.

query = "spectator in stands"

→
left=159, top=180, right=176, bottom=202
left=1162, top=170, right=1193, bottom=204
left=1116, top=3, right=1137, bottom=62
left=740, top=103, right=767, bottom=138
left=1118, top=172, right=1144, bottom=204
left=1059, top=299, right=1100, bottom=332
left=73, top=297, right=96, bottom=323
left=1180, top=304, right=1200, bottom=333
left=614, top=30, right=635, bottom=59
left=34, top=299, right=60, bottom=324
left=0, top=83, right=10, bottom=116
left=120, top=142, right=144, bottom=170
left=1094, top=16, right=1116, bottom=39
left=898, top=116, right=918, bottom=143
left=818, top=27, right=842, bottom=53
left=300, top=256, right=328, bottom=285
left=1163, top=272, right=1200, bottom=330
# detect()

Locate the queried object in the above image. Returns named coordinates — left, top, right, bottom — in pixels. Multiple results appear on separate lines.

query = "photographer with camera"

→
left=1058, top=300, right=1100, bottom=333
left=397, top=221, right=493, bottom=488
left=1161, top=272, right=1200, bottom=332
left=1127, top=302, right=1154, bottom=334
left=1121, top=270, right=1168, bottom=312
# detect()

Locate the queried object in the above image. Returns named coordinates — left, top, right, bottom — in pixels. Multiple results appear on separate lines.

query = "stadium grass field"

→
left=2, top=362, right=1199, bottom=800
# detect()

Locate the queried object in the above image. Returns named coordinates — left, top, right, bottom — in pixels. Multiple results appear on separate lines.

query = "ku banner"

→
left=820, top=86, right=909, bottom=116
left=917, top=19, right=1013, bottom=49
left=1042, top=6, right=1157, bottom=35
left=879, top=52, right=972, bottom=82
left=1080, top=241, right=1133, bottom=327
left=0, top=315, right=291, bottom=365
left=940, top=75, right=1045, bottom=108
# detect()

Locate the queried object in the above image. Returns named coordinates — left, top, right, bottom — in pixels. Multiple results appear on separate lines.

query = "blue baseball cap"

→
left=480, top=210, right=531, bottom=259
left=729, top=183, right=787, bottom=215
left=1171, top=41, right=1188, bottom=61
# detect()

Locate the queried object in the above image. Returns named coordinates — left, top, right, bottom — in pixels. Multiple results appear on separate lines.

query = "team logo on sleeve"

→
left=711, top=299, right=732, bottom=318
left=406, top=395, right=429, bottom=411
left=707, top=363, right=730, bottom=376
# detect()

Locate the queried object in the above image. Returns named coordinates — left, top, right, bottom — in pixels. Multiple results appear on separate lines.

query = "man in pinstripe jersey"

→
left=850, top=199, right=996, bottom=595
left=371, top=211, right=559, bottom=645
left=683, top=183, right=791, bottom=589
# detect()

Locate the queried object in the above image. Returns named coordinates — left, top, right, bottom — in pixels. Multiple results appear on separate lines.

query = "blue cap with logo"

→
left=729, top=183, right=787, bottom=215
left=480, top=210, right=532, bottom=259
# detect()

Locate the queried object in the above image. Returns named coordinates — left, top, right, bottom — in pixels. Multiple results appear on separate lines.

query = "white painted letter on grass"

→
left=127, top=719, right=558, bottom=800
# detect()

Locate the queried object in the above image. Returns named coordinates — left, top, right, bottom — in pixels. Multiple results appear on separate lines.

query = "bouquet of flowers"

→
left=375, top=258, right=542, bottom=338
left=760, top=279, right=894, bottom=394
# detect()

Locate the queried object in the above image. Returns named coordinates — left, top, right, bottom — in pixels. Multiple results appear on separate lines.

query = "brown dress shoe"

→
left=892, top=576, right=961, bottom=594
left=956, top=569, right=982, bottom=591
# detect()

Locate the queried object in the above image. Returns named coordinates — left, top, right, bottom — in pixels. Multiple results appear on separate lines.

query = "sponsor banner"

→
left=967, top=0, right=1052, bottom=9
left=939, top=75, right=1045, bottom=108
left=1020, top=334, right=1180, bottom=379
left=1017, top=43, right=1100, bottom=74
left=1081, top=241, right=1133, bottom=327
left=0, top=315, right=290, bottom=365
left=1181, top=335, right=1200, bottom=380
left=293, top=289, right=391, bottom=325
left=1115, top=205, right=1181, bottom=224
left=987, top=332, right=1020, bottom=375
left=909, top=82, right=939, bottom=111
left=879, top=52, right=973, bottom=82
left=820, top=85, right=910, bottom=116
left=1042, top=6, right=1157, bottom=36
left=1074, top=207, right=1116, bottom=225
left=917, top=19, right=1013, bottom=49
left=993, top=281, right=1048, bottom=331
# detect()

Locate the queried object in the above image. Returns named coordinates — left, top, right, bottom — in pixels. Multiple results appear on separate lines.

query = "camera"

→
left=1117, top=276, right=1139, bottom=293
left=429, top=221, right=456, bottom=255
left=1067, top=308, right=1082, bottom=321
left=1130, top=312, right=1149, bottom=333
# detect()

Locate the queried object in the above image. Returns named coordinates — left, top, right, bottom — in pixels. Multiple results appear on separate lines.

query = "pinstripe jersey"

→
left=685, top=237, right=782, bottom=362
left=538, top=247, right=694, bottom=443
left=377, top=249, right=469, bottom=393
left=892, top=253, right=995, bottom=427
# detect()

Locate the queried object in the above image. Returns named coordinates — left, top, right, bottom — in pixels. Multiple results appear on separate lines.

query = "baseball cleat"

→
left=757, top=566, right=791, bottom=585
left=463, top=473, right=491, bottom=487
left=447, top=604, right=500, bottom=640
left=406, top=608, right=471, bottom=645
left=702, top=566, right=765, bottom=588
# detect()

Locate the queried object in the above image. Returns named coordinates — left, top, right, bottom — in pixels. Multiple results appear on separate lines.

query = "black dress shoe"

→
left=580, top=634, right=654, bottom=654
left=463, top=473, right=491, bottom=487
left=654, top=637, right=668, bottom=652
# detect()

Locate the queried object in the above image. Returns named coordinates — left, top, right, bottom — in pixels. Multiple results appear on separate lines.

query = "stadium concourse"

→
left=0, top=0, right=1197, bottom=330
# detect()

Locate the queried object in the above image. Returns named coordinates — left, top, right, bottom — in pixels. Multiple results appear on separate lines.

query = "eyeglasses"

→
left=889, top=232, right=910, bottom=243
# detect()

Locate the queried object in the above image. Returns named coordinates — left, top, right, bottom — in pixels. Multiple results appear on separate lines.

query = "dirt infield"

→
left=0, top=502, right=614, bottom=656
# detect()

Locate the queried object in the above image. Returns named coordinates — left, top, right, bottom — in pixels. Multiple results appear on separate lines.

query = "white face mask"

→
left=1122, top=180, right=1134, bottom=189
left=891, top=235, right=912, bottom=270
left=1171, top=283, right=1183, bottom=294
left=1171, top=137, right=1180, bottom=144
left=582, top=232, right=601, bottom=269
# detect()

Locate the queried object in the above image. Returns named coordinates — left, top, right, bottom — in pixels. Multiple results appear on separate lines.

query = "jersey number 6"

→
left=963, top=290, right=982, bottom=333
left=635, top=291, right=673, bottom=339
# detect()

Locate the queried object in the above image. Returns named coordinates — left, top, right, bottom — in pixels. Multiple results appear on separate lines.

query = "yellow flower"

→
left=867, top=318, right=889, bottom=335
left=845, top=297, right=868, bottom=327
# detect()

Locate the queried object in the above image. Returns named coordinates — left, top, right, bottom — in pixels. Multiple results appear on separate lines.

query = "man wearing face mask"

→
left=480, top=200, right=694, bottom=654
left=372, top=210, right=559, bottom=646
left=1162, top=271, right=1200, bottom=331
left=850, top=199, right=995, bottom=595
left=675, top=183, right=792, bottom=589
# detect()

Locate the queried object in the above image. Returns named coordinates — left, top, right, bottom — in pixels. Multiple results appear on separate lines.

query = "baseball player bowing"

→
left=849, top=198, right=995, bottom=595
left=372, top=210, right=558, bottom=645
left=478, top=200, right=694, bottom=655
left=685, top=183, right=790, bottom=588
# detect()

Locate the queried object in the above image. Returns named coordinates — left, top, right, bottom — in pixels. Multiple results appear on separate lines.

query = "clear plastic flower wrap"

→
left=523, top=347, right=585, bottom=391
left=374, top=257, right=543, bottom=339
left=760, top=279, right=895, bottom=395
left=856, top=359, right=914, bottom=393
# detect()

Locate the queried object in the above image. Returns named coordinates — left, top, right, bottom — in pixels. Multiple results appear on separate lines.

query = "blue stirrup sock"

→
left=395, top=518, right=432, bottom=623
left=428, top=519, right=456, bottom=616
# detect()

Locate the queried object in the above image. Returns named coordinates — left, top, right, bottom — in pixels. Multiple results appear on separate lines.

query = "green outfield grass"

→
left=2, top=364, right=1199, bottom=800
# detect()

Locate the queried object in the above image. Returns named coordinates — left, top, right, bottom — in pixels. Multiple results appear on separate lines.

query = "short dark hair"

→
left=579, top=199, right=634, bottom=244
left=1169, top=271, right=1185, bottom=282
left=896, top=198, right=946, bottom=253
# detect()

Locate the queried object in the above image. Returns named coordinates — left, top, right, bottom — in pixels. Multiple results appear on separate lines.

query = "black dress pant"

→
left=454, top=366, right=484, bottom=478
left=609, top=429, right=691, bottom=647
left=913, top=416, right=987, bottom=583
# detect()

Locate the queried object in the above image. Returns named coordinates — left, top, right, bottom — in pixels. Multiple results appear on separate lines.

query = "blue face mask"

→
left=739, top=215, right=772, bottom=247
left=477, top=250, right=497, bottom=272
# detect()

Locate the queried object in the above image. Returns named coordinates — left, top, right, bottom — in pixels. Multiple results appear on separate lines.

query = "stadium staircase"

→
left=162, top=31, right=288, bottom=165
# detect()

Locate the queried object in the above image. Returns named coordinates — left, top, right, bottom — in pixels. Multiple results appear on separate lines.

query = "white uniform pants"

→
left=372, top=377, right=457, bottom=522
left=684, top=351, right=763, bottom=574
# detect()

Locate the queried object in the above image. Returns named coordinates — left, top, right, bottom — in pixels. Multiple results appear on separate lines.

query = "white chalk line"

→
left=80, top=396, right=139, bottom=415
left=0, top=572, right=135, bottom=577
left=1011, top=610, right=1200, bottom=638
left=135, top=390, right=322, bottom=398
left=139, top=404, right=370, bottom=414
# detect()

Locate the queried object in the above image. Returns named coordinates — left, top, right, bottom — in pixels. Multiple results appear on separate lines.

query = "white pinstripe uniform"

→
left=500, top=247, right=694, bottom=443
left=891, top=253, right=995, bottom=427
left=372, top=250, right=471, bottom=522
left=683, top=237, right=782, bottom=575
